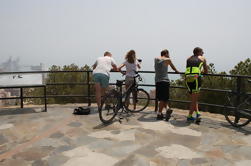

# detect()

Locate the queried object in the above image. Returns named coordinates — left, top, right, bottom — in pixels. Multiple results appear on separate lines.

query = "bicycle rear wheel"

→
left=125, top=88, right=150, bottom=113
left=99, top=90, right=119, bottom=124
left=224, top=98, right=251, bottom=127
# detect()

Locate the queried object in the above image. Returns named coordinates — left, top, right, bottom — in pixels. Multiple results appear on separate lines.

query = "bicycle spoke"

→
left=125, top=88, right=150, bottom=112
left=99, top=90, right=119, bottom=124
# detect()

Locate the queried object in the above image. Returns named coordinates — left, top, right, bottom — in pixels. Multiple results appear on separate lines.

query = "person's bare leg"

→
left=189, top=93, right=199, bottom=116
left=95, top=83, right=102, bottom=108
left=158, top=101, right=166, bottom=114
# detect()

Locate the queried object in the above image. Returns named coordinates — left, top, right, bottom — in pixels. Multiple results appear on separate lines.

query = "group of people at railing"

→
left=92, top=47, right=208, bottom=121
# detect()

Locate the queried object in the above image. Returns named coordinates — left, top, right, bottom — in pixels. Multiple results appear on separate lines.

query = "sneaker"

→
left=165, top=109, right=173, bottom=121
left=157, top=113, right=164, bottom=120
left=195, top=113, right=201, bottom=124
left=187, top=116, right=195, bottom=122
left=196, top=113, right=201, bottom=119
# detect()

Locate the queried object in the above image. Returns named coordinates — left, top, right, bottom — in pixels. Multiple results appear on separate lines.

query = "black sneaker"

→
left=157, top=113, right=164, bottom=120
left=165, top=109, right=173, bottom=121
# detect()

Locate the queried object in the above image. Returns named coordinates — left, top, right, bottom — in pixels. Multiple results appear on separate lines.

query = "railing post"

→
left=87, top=71, right=91, bottom=106
left=234, top=76, right=243, bottom=123
left=20, top=88, right=23, bottom=108
left=236, top=76, right=242, bottom=107
left=44, top=86, right=47, bottom=112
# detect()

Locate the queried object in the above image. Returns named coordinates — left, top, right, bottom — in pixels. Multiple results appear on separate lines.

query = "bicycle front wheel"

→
left=224, top=100, right=251, bottom=127
left=125, top=88, right=150, bottom=113
left=99, top=90, right=119, bottom=124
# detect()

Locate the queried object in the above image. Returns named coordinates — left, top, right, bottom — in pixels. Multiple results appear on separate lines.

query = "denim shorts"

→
left=93, top=73, right=110, bottom=88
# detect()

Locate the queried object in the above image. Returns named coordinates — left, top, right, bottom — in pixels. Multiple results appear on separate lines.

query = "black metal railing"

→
left=0, top=70, right=250, bottom=112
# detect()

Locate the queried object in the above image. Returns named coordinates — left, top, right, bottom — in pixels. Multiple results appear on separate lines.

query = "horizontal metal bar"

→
left=0, top=70, right=250, bottom=78
left=46, top=95, right=95, bottom=98
left=0, top=84, right=46, bottom=89
left=0, top=97, right=21, bottom=100
left=46, top=83, right=90, bottom=86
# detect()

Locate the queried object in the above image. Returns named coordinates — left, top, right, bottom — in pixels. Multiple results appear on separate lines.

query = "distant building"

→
left=0, top=57, right=46, bottom=106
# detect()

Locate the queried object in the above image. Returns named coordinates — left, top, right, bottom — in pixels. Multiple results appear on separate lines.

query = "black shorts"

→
left=185, top=76, right=202, bottom=94
left=156, top=81, right=170, bottom=102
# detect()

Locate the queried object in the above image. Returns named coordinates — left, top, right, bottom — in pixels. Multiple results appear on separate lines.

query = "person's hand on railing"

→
left=120, top=71, right=126, bottom=76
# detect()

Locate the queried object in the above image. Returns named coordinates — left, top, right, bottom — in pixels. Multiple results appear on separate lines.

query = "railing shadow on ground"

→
left=0, top=70, right=251, bottom=132
left=0, top=107, right=41, bottom=116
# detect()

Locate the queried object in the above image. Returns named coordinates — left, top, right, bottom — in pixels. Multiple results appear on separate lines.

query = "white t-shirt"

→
left=123, top=61, right=138, bottom=77
left=93, top=56, right=116, bottom=76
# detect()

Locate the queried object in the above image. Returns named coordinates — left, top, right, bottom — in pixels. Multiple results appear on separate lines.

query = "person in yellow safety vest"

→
left=185, top=47, right=208, bottom=122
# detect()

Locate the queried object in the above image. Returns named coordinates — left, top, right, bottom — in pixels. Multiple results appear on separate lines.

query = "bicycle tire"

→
left=124, top=88, right=150, bottom=113
left=235, top=101, right=251, bottom=127
left=224, top=96, right=251, bottom=127
left=99, top=90, right=119, bottom=124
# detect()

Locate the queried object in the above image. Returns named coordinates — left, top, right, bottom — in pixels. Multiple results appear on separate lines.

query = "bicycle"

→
left=224, top=80, right=251, bottom=127
left=99, top=72, right=150, bottom=124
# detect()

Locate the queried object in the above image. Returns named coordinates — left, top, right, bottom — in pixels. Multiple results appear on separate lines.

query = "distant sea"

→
left=0, top=74, right=43, bottom=85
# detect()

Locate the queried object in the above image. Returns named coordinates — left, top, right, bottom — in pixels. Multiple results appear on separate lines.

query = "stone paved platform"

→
left=0, top=104, right=251, bottom=166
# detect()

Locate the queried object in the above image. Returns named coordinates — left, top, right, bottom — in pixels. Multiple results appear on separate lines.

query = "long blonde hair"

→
left=125, top=50, right=136, bottom=64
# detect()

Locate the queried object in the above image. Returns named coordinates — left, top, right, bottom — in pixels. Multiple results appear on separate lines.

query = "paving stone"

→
left=232, top=146, right=251, bottom=159
left=0, top=134, right=7, bottom=145
left=191, top=158, right=209, bottom=165
left=62, top=146, right=118, bottom=166
left=1, top=105, right=251, bottom=165
left=134, top=144, right=159, bottom=158
left=103, top=143, right=141, bottom=158
left=14, top=146, right=54, bottom=161
left=86, top=139, right=114, bottom=150
left=155, top=144, right=201, bottom=159
left=33, top=138, right=66, bottom=148
left=47, top=154, right=69, bottom=166
left=235, top=160, right=251, bottom=166
left=32, top=160, right=49, bottom=166
left=114, top=154, right=150, bottom=166
left=0, top=144, right=7, bottom=154
left=211, top=159, right=233, bottom=166
left=177, top=159, right=191, bottom=166
left=49, top=132, right=64, bottom=138
left=0, top=159, right=30, bottom=166
left=74, top=135, right=100, bottom=146
left=111, top=130, right=121, bottom=134
left=67, top=122, right=82, bottom=127
left=0, top=124, right=14, bottom=130
left=54, top=145, right=76, bottom=154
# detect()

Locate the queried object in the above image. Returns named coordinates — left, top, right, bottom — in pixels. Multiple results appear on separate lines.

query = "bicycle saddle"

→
left=116, top=80, right=124, bottom=87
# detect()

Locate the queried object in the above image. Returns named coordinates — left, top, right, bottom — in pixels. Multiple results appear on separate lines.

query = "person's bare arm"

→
left=164, top=58, right=179, bottom=73
left=169, top=60, right=179, bottom=73
left=202, top=58, right=208, bottom=74
left=137, top=63, right=141, bottom=69
left=92, top=61, right=97, bottom=70
left=111, top=64, right=118, bottom=71
left=117, top=64, right=125, bottom=71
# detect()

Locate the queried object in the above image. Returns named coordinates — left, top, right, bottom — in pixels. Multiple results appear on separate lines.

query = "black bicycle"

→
left=224, top=80, right=251, bottom=127
left=99, top=72, right=150, bottom=124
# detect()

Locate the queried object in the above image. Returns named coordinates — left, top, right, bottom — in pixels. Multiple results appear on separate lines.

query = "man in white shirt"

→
left=92, top=51, right=117, bottom=108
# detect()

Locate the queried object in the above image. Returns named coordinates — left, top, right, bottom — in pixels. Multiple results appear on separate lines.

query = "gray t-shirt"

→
left=154, top=58, right=169, bottom=83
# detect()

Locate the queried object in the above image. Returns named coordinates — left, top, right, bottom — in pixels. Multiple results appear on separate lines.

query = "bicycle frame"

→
left=115, top=75, right=139, bottom=109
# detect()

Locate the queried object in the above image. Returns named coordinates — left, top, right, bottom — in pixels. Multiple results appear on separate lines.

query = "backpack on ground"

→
left=73, top=107, right=91, bottom=115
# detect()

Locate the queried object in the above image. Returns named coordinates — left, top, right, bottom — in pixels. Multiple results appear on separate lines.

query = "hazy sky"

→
left=0, top=0, right=250, bottom=72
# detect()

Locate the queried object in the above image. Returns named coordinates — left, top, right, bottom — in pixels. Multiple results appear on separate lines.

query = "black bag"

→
left=73, top=107, right=91, bottom=115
